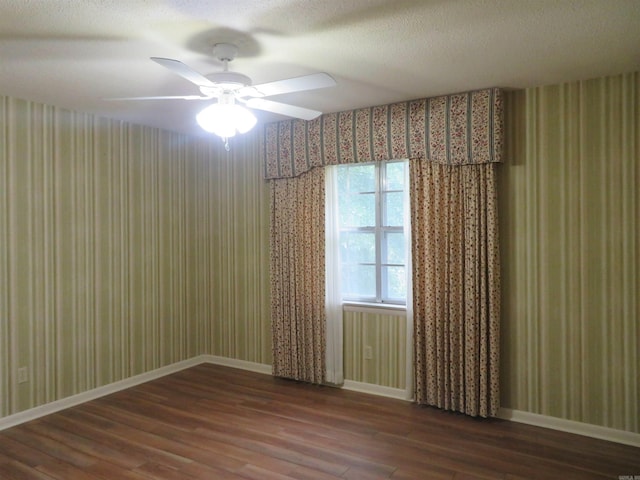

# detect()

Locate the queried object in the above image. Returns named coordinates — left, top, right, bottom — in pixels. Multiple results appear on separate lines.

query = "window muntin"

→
left=337, top=160, right=407, bottom=304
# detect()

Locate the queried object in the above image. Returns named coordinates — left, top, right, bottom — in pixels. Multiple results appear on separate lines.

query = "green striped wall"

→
left=500, top=72, right=639, bottom=433
left=343, top=307, right=407, bottom=389
left=189, top=134, right=271, bottom=364
left=0, top=96, right=270, bottom=417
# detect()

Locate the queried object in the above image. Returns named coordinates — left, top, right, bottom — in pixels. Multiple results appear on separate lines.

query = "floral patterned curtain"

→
left=410, top=161, right=500, bottom=417
left=270, top=168, right=326, bottom=383
left=265, top=88, right=503, bottom=415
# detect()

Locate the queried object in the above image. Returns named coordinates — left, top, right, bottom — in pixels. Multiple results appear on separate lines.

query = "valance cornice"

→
left=263, top=87, right=503, bottom=179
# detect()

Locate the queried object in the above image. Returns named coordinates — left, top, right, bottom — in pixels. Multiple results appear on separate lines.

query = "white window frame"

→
left=338, top=160, right=407, bottom=305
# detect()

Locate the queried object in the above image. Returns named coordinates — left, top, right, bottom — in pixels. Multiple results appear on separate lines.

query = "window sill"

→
left=342, top=301, right=406, bottom=315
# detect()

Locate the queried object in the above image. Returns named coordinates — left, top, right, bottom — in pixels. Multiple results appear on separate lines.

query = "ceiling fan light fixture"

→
left=131, top=45, right=336, bottom=148
left=196, top=102, right=257, bottom=139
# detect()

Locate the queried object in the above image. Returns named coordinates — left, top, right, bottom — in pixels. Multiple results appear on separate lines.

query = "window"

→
left=336, top=160, right=407, bottom=304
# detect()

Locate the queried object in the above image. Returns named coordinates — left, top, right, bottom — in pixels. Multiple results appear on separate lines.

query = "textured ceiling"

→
left=1, top=0, right=639, bottom=137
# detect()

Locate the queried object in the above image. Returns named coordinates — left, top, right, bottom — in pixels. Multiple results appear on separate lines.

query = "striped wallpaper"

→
left=500, top=72, right=639, bottom=433
left=188, top=133, right=271, bottom=364
left=0, top=96, right=271, bottom=417
left=343, top=307, right=407, bottom=390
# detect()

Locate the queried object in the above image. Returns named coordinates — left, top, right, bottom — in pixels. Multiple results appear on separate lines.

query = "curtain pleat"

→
left=411, top=161, right=500, bottom=417
left=270, top=168, right=326, bottom=384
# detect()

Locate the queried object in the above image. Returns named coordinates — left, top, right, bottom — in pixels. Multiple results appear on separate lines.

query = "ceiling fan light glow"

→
left=196, top=102, right=257, bottom=138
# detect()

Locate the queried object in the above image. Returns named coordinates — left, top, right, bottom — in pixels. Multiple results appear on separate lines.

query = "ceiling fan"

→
left=112, top=43, right=336, bottom=148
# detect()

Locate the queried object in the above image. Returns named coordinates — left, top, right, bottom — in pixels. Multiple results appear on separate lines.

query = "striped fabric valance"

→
left=263, top=87, right=503, bottom=179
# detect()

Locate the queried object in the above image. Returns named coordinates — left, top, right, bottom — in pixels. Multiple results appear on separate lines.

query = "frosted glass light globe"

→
left=196, top=103, right=257, bottom=138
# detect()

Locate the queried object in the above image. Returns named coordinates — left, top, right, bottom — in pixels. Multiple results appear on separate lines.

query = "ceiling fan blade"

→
left=151, top=57, right=217, bottom=88
left=240, top=72, right=336, bottom=98
left=246, top=98, right=323, bottom=120
left=106, top=95, right=210, bottom=101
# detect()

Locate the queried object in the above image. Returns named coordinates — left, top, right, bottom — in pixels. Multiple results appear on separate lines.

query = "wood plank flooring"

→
left=0, top=364, right=638, bottom=479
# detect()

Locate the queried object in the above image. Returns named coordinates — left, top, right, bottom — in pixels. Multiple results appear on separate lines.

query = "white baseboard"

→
left=0, top=355, right=272, bottom=433
left=342, top=380, right=412, bottom=401
left=0, top=356, right=206, bottom=432
left=2, top=357, right=637, bottom=449
left=498, top=408, right=640, bottom=448
left=201, top=355, right=272, bottom=375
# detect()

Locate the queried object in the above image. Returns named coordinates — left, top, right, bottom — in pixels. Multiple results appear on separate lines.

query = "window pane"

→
left=340, top=232, right=375, bottom=264
left=383, top=191, right=404, bottom=226
left=339, top=192, right=375, bottom=227
left=385, top=161, right=405, bottom=191
left=383, top=231, right=405, bottom=264
left=342, top=264, right=376, bottom=298
left=349, top=164, right=376, bottom=192
left=337, top=166, right=349, bottom=196
left=339, top=164, right=375, bottom=194
left=335, top=160, right=407, bottom=304
left=383, top=265, right=406, bottom=301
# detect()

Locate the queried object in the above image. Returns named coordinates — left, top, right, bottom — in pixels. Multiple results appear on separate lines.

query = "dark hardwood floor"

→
left=0, top=363, right=638, bottom=479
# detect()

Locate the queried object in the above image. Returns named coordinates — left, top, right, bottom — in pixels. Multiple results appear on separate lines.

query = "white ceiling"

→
left=1, top=0, right=639, bottom=138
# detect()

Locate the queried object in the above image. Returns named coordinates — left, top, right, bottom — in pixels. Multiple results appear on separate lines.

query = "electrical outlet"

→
left=364, top=345, right=373, bottom=360
left=17, top=367, right=29, bottom=384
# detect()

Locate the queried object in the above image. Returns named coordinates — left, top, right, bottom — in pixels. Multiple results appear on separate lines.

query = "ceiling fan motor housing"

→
left=200, top=71, right=252, bottom=96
